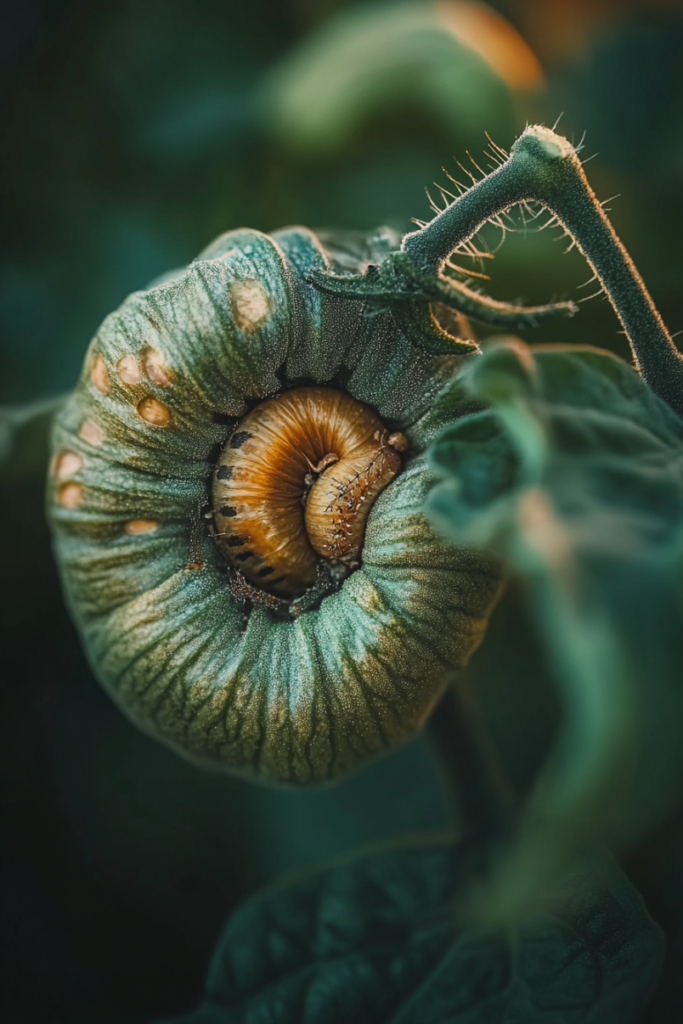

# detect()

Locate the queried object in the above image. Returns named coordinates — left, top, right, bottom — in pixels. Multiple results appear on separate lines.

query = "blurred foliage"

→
left=3, top=0, right=681, bottom=405
left=428, top=340, right=683, bottom=919
left=164, top=841, right=663, bottom=1024
left=260, top=1, right=542, bottom=152
left=1, top=0, right=683, bottom=1022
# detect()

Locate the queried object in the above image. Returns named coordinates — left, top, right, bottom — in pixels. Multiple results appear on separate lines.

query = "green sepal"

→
left=310, top=246, right=575, bottom=354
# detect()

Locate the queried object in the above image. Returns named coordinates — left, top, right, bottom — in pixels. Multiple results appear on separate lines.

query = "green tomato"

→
left=47, top=224, right=502, bottom=785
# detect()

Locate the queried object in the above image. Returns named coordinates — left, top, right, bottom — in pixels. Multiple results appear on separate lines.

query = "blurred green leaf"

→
left=162, top=838, right=662, bottom=1024
left=427, top=339, right=683, bottom=920
left=261, top=1, right=542, bottom=153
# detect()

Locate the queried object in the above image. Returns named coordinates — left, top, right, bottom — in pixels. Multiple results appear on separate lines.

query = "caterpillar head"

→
left=47, top=224, right=503, bottom=785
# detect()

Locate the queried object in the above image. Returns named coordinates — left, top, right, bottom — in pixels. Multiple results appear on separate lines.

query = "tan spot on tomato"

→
left=78, top=420, right=104, bottom=446
left=141, top=345, right=171, bottom=387
left=91, top=353, right=110, bottom=394
left=231, top=280, right=271, bottom=332
left=117, top=353, right=142, bottom=385
left=124, top=518, right=160, bottom=535
left=55, top=450, right=83, bottom=479
left=137, top=396, right=171, bottom=427
left=58, top=482, right=83, bottom=508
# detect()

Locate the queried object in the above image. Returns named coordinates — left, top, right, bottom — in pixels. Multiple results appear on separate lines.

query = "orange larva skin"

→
left=305, top=444, right=401, bottom=567
left=212, top=387, right=406, bottom=598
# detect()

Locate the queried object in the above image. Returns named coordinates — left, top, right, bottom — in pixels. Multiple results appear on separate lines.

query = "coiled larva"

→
left=213, top=386, right=407, bottom=598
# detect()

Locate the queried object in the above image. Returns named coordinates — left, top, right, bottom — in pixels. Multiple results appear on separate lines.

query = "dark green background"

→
left=1, top=1, right=682, bottom=1021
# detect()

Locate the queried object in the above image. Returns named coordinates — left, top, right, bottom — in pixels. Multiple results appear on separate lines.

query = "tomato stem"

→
left=403, top=125, right=683, bottom=419
left=429, top=679, right=515, bottom=848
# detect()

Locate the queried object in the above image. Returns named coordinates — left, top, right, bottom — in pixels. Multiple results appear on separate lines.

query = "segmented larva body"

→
left=213, top=387, right=407, bottom=598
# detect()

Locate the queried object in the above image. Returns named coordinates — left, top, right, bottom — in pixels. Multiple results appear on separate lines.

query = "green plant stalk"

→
left=402, top=125, right=683, bottom=417
left=428, top=677, right=514, bottom=850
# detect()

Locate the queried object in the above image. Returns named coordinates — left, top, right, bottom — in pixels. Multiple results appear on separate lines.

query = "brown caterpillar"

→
left=212, top=386, right=407, bottom=598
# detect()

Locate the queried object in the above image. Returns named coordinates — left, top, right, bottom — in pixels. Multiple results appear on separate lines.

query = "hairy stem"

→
left=403, top=125, right=683, bottom=418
